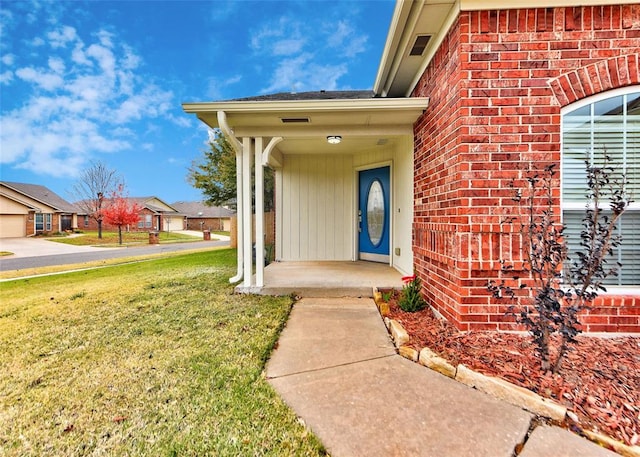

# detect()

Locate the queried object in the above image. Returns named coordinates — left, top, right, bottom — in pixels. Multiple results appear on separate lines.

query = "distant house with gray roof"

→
left=171, top=201, right=235, bottom=232
left=0, top=181, right=78, bottom=237
left=78, top=196, right=184, bottom=232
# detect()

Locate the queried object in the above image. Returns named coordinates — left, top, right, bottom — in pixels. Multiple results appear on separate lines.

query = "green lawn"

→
left=0, top=249, right=325, bottom=456
left=49, top=230, right=202, bottom=247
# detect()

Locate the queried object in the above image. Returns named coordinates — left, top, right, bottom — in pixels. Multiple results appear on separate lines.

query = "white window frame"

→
left=35, top=213, right=53, bottom=231
left=561, top=86, right=640, bottom=293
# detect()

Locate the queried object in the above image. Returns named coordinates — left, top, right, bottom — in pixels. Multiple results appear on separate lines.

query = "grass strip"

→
left=0, top=249, right=326, bottom=456
left=47, top=231, right=202, bottom=247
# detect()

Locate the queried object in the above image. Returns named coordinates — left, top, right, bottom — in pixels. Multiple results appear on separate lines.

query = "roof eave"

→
left=374, top=0, right=638, bottom=98
left=183, top=97, right=429, bottom=132
left=373, top=0, right=459, bottom=98
left=0, top=182, right=72, bottom=212
left=183, top=97, right=429, bottom=114
left=373, top=0, right=421, bottom=97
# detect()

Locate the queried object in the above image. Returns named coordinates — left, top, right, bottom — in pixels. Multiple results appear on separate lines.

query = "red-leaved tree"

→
left=103, top=185, right=141, bottom=245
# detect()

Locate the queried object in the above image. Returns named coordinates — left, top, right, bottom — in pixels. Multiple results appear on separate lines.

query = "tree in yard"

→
left=71, top=161, right=121, bottom=239
left=187, top=130, right=275, bottom=211
left=488, top=158, right=630, bottom=374
left=103, top=185, right=141, bottom=245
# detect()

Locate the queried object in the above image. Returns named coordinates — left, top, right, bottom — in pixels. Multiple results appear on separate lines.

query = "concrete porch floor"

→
left=237, top=261, right=405, bottom=297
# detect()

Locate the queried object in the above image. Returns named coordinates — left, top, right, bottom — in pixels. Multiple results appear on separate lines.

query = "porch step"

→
left=238, top=260, right=405, bottom=298
left=237, top=284, right=380, bottom=298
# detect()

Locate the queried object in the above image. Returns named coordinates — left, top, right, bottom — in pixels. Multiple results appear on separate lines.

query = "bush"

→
left=399, top=274, right=426, bottom=312
left=487, top=159, right=630, bottom=373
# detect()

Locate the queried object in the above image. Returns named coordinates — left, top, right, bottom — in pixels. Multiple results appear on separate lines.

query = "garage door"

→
left=0, top=215, right=26, bottom=238
left=165, top=216, right=184, bottom=232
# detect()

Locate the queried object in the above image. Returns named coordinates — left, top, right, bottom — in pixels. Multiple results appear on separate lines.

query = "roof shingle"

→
left=1, top=181, right=77, bottom=212
left=228, top=90, right=376, bottom=102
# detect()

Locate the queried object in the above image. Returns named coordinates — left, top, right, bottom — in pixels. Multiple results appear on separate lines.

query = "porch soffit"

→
left=182, top=97, right=428, bottom=156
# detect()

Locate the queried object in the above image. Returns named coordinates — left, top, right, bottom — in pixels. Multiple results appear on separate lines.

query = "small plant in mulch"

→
left=488, top=158, right=631, bottom=374
left=398, top=274, right=426, bottom=312
left=381, top=290, right=393, bottom=303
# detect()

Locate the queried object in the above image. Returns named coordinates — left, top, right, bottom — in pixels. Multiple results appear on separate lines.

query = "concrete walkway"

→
left=266, top=298, right=618, bottom=457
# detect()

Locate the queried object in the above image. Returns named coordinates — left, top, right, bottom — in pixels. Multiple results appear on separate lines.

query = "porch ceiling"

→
left=182, top=97, right=428, bottom=155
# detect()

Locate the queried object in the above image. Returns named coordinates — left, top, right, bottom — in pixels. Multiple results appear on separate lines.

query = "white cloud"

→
left=2, top=53, right=15, bottom=65
left=71, top=42, right=92, bottom=66
left=0, top=8, right=14, bottom=41
left=168, top=114, right=192, bottom=128
left=15, top=66, right=64, bottom=90
left=1, top=24, right=175, bottom=178
left=0, top=70, right=13, bottom=84
left=327, top=21, right=352, bottom=48
left=86, top=42, right=116, bottom=78
left=249, top=14, right=369, bottom=94
left=250, top=17, right=305, bottom=57
left=327, top=20, right=368, bottom=58
left=47, top=25, right=77, bottom=48
left=261, top=53, right=347, bottom=94
left=272, top=38, right=305, bottom=56
left=343, top=34, right=368, bottom=58
left=48, top=56, right=65, bottom=73
left=206, top=74, right=242, bottom=100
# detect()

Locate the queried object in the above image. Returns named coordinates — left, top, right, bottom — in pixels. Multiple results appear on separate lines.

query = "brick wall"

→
left=412, top=5, right=640, bottom=333
left=83, top=208, right=150, bottom=232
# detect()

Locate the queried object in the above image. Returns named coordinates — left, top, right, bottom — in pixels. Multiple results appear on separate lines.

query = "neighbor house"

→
left=79, top=196, right=184, bottom=232
left=171, top=201, right=235, bottom=232
left=183, top=0, right=639, bottom=333
left=0, top=181, right=78, bottom=237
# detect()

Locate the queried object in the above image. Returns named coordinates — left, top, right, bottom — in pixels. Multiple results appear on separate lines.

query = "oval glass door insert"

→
left=367, top=179, right=385, bottom=246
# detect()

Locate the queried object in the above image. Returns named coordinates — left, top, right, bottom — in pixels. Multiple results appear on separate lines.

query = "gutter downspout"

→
left=217, top=110, right=244, bottom=284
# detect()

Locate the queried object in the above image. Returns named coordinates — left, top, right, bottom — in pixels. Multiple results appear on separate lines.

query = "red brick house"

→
left=171, top=201, right=235, bottom=232
left=79, top=196, right=184, bottom=232
left=184, top=0, right=639, bottom=333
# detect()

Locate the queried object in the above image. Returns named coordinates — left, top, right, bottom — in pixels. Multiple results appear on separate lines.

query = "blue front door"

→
left=358, top=166, right=390, bottom=263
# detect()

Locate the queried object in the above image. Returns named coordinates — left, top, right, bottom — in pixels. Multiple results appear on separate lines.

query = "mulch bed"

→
left=385, top=294, right=640, bottom=448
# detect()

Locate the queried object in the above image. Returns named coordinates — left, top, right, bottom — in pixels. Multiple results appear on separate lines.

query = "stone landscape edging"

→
left=372, top=288, right=640, bottom=457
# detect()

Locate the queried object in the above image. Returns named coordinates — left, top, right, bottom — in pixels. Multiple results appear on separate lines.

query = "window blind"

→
left=562, top=90, right=640, bottom=286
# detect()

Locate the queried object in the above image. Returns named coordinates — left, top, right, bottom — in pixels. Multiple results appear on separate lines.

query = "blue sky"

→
left=0, top=0, right=395, bottom=203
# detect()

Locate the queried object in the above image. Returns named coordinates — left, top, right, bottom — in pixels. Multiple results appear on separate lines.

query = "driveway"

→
left=0, top=236, right=113, bottom=258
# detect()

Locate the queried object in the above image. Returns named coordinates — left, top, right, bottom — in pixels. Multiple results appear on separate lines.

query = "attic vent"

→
left=281, top=117, right=310, bottom=123
left=409, top=35, right=431, bottom=56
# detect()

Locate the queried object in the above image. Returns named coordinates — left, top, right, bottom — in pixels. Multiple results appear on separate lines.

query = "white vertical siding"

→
left=276, top=136, right=413, bottom=269
left=279, top=154, right=353, bottom=260
left=391, top=136, right=414, bottom=275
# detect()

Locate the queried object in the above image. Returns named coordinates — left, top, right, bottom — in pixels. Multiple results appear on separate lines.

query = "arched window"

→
left=562, top=88, right=640, bottom=287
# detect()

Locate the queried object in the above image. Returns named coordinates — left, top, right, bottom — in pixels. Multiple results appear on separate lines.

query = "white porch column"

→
left=217, top=110, right=245, bottom=284
left=254, top=137, right=265, bottom=287
left=229, top=140, right=243, bottom=283
left=242, top=137, right=253, bottom=287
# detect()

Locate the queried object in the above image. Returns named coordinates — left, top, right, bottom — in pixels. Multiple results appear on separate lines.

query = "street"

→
left=0, top=238, right=229, bottom=272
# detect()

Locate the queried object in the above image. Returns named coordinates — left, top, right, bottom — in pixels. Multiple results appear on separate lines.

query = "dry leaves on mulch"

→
left=386, top=298, right=640, bottom=448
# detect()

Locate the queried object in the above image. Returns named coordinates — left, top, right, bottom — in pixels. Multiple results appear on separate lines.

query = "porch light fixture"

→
left=327, top=135, right=342, bottom=144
